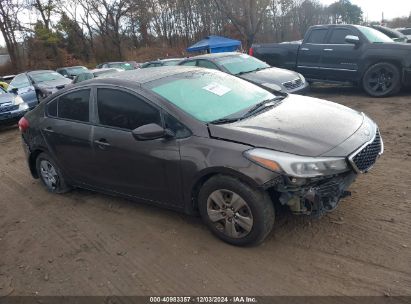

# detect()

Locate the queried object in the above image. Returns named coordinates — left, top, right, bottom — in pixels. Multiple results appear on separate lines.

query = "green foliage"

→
left=328, top=0, right=363, bottom=24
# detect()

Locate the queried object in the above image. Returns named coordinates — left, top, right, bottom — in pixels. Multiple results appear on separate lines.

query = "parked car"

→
left=19, top=67, right=383, bottom=245
left=141, top=58, right=183, bottom=68
left=0, top=86, right=29, bottom=125
left=250, top=24, right=411, bottom=97
left=0, top=75, right=15, bottom=90
left=72, top=68, right=123, bottom=84
left=396, top=28, right=411, bottom=41
left=179, top=52, right=309, bottom=94
left=370, top=25, right=409, bottom=43
left=56, top=66, right=89, bottom=79
left=8, top=70, right=71, bottom=107
left=96, top=62, right=134, bottom=70
left=126, top=61, right=142, bottom=69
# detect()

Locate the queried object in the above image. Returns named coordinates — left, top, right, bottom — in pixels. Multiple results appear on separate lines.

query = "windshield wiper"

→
left=235, top=66, right=269, bottom=75
left=241, top=96, right=285, bottom=118
left=209, top=117, right=240, bottom=125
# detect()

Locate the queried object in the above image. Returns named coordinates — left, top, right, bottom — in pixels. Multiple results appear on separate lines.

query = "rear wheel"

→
left=362, top=62, right=401, bottom=97
left=198, top=175, right=275, bottom=246
left=35, top=152, right=71, bottom=193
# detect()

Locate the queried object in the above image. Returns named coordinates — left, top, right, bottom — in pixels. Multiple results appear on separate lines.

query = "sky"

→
left=319, top=0, right=411, bottom=22
left=1, top=0, right=411, bottom=48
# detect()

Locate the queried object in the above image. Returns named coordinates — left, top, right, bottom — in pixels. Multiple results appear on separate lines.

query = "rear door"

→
left=42, top=88, right=94, bottom=184
left=320, top=27, right=361, bottom=81
left=89, top=87, right=183, bottom=207
left=297, top=28, right=329, bottom=78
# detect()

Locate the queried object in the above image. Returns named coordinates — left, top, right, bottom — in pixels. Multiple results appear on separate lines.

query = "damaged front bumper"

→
left=266, top=172, right=357, bottom=217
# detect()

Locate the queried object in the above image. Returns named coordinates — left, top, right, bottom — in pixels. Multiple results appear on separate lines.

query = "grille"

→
left=0, top=103, right=18, bottom=113
left=351, top=130, right=382, bottom=172
left=282, top=78, right=303, bottom=90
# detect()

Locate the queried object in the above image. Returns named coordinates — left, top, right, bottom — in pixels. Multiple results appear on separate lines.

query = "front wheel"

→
left=35, top=152, right=71, bottom=193
left=362, top=62, right=401, bottom=97
left=198, top=175, right=275, bottom=246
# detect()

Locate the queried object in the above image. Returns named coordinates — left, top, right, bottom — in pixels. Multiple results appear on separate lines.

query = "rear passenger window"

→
left=306, top=29, right=328, bottom=44
left=329, top=29, right=353, bottom=44
left=180, top=60, right=197, bottom=67
left=57, top=89, right=90, bottom=122
left=47, top=99, right=58, bottom=117
left=197, top=60, right=219, bottom=70
left=97, top=88, right=161, bottom=130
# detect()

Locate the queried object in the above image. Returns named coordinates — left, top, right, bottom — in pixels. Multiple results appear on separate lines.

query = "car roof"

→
left=27, top=70, right=56, bottom=75
left=57, top=66, right=87, bottom=69
left=184, top=52, right=242, bottom=60
left=87, top=66, right=202, bottom=84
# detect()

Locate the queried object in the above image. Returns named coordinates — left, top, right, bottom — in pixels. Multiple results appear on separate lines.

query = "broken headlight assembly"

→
left=244, top=148, right=349, bottom=178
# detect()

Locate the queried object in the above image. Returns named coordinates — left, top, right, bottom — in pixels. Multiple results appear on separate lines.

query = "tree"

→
left=0, top=0, right=23, bottom=71
left=214, top=0, right=270, bottom=49
left=328, top=0, right=362, bottom=24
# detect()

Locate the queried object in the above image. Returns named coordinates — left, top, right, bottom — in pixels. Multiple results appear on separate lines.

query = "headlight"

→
left=244, top=148, right=348, bottom=178
left=14, top=95, right=24, bottom=105
left=298, top=73, right=306, bottom=83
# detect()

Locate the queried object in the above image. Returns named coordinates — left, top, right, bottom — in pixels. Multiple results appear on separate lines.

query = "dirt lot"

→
left=0, top=85, right=410, bottom=297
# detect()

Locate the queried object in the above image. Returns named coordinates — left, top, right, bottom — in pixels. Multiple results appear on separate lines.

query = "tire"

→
left=362, top=62, right=401, bottom=97
left=198, top=175, right=275, bottom=246
left=35, top=152, right=71, bottom=194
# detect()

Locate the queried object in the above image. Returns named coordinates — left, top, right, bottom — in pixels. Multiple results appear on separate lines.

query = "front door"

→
left=297, top=27, right=329, bottom=79
left=90, top=87, right=183, bottom=207
left=320, top=27, right=361, bottom=81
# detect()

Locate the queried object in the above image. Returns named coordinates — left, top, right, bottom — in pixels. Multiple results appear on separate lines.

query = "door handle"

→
left=94, top=138, right=110, bottom=149
left=300, top=47, right=310, bottom=51
left=323, top=48, right=333, bottom=51
left=43, top=126, right=55, bottom=133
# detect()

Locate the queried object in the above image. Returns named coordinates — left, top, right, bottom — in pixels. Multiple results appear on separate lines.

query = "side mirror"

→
left=10, top=87, right=18, bottom=94
left=345, top=35, right=360, bottom=45
left=131, top=123, right=174, bottom=141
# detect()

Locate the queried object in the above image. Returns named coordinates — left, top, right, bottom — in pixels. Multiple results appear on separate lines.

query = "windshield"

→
left=0, top=87, right=5, bottom=94
left=163, top=60, right=180, bottom=66
left=66, top=66, right=88, bottom=75
left=151, top=70, right=276, bottom=122
left=30, top=71, right=66, bottom=83
left=216, top=54, right=269, bottom=75
left=399, top=29, right=411, bottom=35
left=357, top=26, right=393, bottom=43
left=107, top=62, right=134, bottom=70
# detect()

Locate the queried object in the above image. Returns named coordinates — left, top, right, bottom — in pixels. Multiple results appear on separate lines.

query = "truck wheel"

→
left=198, top=175, right=275, bottom=246
left=362, top=62, right=401, bottom=97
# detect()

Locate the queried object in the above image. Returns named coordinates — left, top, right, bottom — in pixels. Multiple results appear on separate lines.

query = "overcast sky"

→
left=1, top=0, right=411, bottom=48
left=320, top=0, right=411, bottom=22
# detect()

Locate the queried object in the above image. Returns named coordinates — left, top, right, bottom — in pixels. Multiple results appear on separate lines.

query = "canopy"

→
left=186, top=35, right=241, bottom=53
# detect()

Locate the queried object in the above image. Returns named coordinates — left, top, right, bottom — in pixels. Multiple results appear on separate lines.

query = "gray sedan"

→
left=179, top=52, right=309, bottom=94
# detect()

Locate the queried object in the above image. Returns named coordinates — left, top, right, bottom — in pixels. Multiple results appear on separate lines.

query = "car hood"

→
left=238, top=67, right=300, bottom=87
left=208, top=95, right=364, bottom=157
left=36, top=78, right=71, bottom=90
left=0, top=93, right=15, bottom=104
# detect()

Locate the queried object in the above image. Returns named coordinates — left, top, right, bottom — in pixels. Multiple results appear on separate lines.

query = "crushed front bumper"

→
left=273, top=172, right=357, bottom=217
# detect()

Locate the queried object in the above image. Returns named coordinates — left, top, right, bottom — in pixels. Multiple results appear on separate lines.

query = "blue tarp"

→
left=186, top=35, right=241, bottom=53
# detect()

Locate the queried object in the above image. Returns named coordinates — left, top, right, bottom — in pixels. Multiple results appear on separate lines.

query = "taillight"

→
left=249, top=47, right=254, bottom=56
left=18, top=117, right=29, bottom=132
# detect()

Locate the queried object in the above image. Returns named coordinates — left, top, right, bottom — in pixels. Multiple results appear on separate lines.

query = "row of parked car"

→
left=0, top=53, right=309, bottom=126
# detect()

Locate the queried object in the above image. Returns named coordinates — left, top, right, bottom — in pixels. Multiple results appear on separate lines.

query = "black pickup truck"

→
left=250, top=24, right=411, bottom=97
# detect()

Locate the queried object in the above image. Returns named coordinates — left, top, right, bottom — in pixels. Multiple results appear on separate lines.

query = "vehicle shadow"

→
left=309, top=82, right=411, bottom=97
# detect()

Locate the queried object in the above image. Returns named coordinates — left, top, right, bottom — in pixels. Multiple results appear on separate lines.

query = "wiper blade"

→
left=209, top=117, right=240, bottom=125
left=242, top=96, right=285, bottom=118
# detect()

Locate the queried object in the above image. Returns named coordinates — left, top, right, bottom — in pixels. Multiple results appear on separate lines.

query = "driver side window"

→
left=97, top=88, right=161, bottom=130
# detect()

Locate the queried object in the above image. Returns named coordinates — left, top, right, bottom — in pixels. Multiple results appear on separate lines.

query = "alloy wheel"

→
left=365, top=66, right=394, bottom=95
left=39, top=160, right=59, bottom=190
